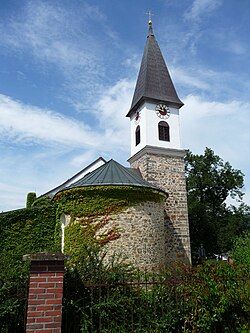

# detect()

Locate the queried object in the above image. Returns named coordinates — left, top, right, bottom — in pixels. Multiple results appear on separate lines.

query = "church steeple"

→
left=127, top=20, right=183, bottom=117
left=127, top=20, right=191, bottom=266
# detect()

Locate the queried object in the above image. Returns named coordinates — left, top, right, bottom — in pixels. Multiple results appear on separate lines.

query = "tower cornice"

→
left=128, top=145, right=188, bottom=164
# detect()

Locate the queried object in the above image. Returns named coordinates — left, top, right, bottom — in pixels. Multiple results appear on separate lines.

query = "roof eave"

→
left=53, top=183, right=168, bottom=199
left=126, top=96, right=184, bottom=118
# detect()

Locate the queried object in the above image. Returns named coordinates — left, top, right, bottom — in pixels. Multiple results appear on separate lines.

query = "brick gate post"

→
left=23, top=253, right=65, bottom=333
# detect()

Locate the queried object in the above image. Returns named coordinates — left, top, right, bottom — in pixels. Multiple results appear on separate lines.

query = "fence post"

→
left=23, top=252, right=65, bottom=333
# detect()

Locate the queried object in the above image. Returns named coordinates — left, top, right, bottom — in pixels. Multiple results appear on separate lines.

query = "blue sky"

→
left=0, top=0, right=249, bottom=211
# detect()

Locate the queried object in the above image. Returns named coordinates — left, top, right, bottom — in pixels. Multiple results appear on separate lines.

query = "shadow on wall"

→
left=164, top=210, right=191, bottom=266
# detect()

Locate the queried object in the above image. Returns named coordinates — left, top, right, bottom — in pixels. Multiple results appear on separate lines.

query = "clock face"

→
left=155, top=104, right=170, bottom=119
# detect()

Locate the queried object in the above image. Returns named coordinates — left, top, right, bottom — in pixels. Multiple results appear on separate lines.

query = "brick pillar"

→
left=23, top=253, right=65, bottom=333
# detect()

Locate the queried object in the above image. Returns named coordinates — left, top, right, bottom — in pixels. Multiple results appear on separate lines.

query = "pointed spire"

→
left=126, top=20, right=183, bottom=117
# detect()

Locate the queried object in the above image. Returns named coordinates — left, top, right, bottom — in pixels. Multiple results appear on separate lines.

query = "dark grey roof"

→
left=127, top=22, right=183, bottom=117
left=42, top=157, right=106, bottom=198
left=62, top=159, right=166, bottom=195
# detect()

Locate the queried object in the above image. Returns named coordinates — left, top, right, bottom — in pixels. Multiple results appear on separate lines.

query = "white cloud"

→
left=170, top=66, right=249, bottom=102
left=70, top=150, right=98, bottom=167
left=181, top=94, right=250, bottom=204
left=0, top=94, right=102, bottom=148
left=0, top=1, right=119, bottom=106
left=94, top=78, right=133, bottom=148
left=181, top=95, right=250, bottom=152
left=0, top=78, right=134, bottom=211
left=0, top=78, right=133, bottom=156
left=184, top=0, right=222, bottom=21
left=171, top=67, right=211, bottom=91
left=0, top=181, right=32, bottom=211
left=210, top=29, right=248, bottom=56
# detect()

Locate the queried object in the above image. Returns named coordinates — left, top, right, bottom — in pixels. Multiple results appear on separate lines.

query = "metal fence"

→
left=62, top=273, right=183, bottom=333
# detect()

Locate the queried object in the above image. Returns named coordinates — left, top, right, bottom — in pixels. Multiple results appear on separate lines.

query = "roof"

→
left=127, top=21, right=183, bottom=117
left=60, top=159, right=167, bottom=195
left=42, top=157, right=106, bottom=198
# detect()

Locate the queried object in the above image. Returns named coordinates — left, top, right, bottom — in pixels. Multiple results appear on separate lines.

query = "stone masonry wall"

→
left=100, top=201, right=166, bottom=271
left=64, top=200, right=166, bottom=271
left=130, top=151, right=191, bottom=264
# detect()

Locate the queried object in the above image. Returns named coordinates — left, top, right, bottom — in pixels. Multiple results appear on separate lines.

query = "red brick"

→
left=45, top=310, right=61, bottom=317
left=26, top=317, right=35, bottom=323
left=53, top=294, right=63, bottom=301
left=42, top=272, right=56, bottom=277
left=46, top=288, right=60, bottom=294
left=27, top=311, right=44, bottom=317
left=30, top=276, right=47, bottom=282
left=33, top=331, right=53, bottom=333
left=29, top=288, right=46, bottom=294
left=28, top=299, right=46, bottom=306
left=47, top=277, right=63, bottom=283
left=26, top=323, right=43, bottom=329
left=35, top=317, right=53, bottom=323
left=27, top=306, right=37, bottom=311
left=27, top=330, right=52, bottom=333
left=38, top=293, right=54, bottom=299
left=45, top=299, right=62, bottom=305
left=44, top=322, right=61, bottom=328
left=26, top=256, right=64, bottom=333
left=53, top=315, right=62, bottom=322
left=38, top=282, right=56, bottom=288
left=36, top=305, right=54, bottom=311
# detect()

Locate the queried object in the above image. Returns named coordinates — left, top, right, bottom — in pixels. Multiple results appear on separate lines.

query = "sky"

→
left=0, top=0, right=249, bottom=211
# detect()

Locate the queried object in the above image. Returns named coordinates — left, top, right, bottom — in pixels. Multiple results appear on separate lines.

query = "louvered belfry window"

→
left=135, top=125, right=140, bottom=146
left=158, top=121, right=170, bottom=141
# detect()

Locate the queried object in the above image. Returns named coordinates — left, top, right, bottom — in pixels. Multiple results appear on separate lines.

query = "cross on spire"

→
left=146, top=10, right=154, bottom=36
left=146, top=10, right=154, bottom=23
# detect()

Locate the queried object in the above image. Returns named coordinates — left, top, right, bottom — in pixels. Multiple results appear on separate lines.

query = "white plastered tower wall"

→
left=130, top=101, right=181, bottom=156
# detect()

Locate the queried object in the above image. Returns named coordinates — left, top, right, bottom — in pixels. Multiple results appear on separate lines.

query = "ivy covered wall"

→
left=0, top=185, right=165, bottom=330
left=0, top=202, right=59, bottom=332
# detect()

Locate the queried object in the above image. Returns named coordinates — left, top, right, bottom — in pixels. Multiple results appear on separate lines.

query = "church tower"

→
left=127, top=20, right=191, bottom=264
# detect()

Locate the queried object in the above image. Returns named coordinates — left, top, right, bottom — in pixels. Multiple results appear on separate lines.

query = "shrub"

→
left=232, top=231, right=250, bottom=266
left=26, top=192, right=36, bottom=208
left=62, top=253, right=250, bottom=333
left=0, top=204, right=59, bottom=332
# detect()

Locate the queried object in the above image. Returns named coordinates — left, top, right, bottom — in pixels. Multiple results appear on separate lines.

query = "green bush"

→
left=0, top=204, right=59, bottom=332
left=62, top=251, right=250, bottom=333
left=26, top=192, right=36, bottom=208
left=232, top=231, right=250, bottom=266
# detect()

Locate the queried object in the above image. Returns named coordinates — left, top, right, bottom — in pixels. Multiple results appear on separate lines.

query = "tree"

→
left=185, top=148, right=249, bottom=259
left=232, top=231, right=250, bottom=265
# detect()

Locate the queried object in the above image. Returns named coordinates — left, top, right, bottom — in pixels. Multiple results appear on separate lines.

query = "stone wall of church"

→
left=63, top=200, right=167, bottom=271
left=129, top=150, right=191, bottom=264
left=99, top=201, right=166, bottom=271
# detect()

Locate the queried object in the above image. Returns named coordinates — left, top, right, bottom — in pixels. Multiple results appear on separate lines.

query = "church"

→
left=42, top=19, right=191, bottom=270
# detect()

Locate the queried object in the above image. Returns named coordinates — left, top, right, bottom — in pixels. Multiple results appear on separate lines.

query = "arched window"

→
left=135, top=125, right=140, bottom=146
left=158, top=121, right=170, bottom=141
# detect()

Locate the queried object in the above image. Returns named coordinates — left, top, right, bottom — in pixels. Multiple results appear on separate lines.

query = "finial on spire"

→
left=146, top=10, right=154, bottom=36
left=146, top=10, right=154, bottom=23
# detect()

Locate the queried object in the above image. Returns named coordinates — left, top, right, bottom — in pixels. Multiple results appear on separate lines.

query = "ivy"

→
left=0, top=203, right=60, bottom=332
left=26, top=192, right=36, bottom=208
left=55, top=186, right=165, bottom=263
left=32, top=195, right=53, bottom=207
left=54, top=185, right=165, bottom=219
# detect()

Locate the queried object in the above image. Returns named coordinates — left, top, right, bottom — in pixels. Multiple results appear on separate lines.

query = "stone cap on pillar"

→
left=23, top=252, right=66, bottom=262
left=23, top=252, right=66, bottom=273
